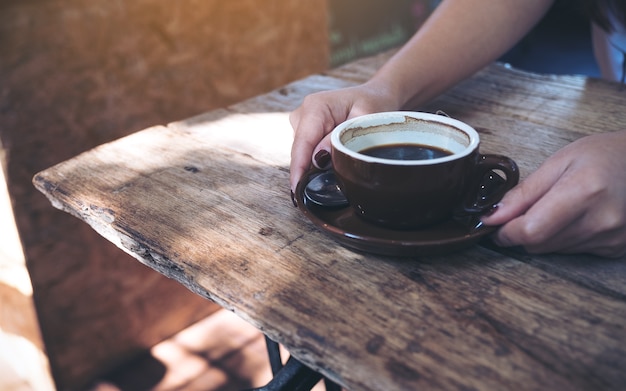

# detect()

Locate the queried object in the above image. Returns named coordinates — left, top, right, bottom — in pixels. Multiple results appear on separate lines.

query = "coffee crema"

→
left=359, top=143, right=453, bottom=160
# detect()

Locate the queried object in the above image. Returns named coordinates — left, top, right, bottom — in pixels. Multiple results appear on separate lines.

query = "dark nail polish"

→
left=290, top=190, right=298, bottom=207
left=314, top=150, right=331, bottom=169
left=484, top=203, right=500, bottom=216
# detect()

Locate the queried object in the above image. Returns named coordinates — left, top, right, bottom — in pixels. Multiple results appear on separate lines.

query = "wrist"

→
left=366, top=63, right=436, bottom=111
left=362, top=76, right=408, bottom=111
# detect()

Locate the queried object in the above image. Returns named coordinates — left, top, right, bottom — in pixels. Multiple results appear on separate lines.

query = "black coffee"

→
left=360, top=143, right=453, bottom=160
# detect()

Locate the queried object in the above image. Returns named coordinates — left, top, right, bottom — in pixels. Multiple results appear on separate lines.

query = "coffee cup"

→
left=330, top=111, right=519, bottom=229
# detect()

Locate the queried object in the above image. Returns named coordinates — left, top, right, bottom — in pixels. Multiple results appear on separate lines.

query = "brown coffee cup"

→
left=330, top=111, right=519, bottom=229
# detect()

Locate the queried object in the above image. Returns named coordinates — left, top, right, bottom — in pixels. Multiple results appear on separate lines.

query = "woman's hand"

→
left=288, top=0, right=555, bottom=193
left=481, top=130, right=626, bottom=258
left=289, top=81, right=401, bottom=192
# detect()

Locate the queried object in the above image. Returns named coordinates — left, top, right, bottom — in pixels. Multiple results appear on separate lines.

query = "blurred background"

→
left=0, top=0, right=599, bottom=390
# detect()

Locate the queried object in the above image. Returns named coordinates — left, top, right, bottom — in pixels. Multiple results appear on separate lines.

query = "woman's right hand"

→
left=289, top=81, right=401, bottom=192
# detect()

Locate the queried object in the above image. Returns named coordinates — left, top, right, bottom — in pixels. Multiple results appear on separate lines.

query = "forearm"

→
left=368, top=0, right=555, bottom=109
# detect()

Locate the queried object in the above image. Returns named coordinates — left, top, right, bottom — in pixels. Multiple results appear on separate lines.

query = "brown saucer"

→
left=295, top=169, right=498, bottom=257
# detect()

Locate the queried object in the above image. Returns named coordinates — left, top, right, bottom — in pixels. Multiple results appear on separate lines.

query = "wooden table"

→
left=33, top=51, right=626, bottom=391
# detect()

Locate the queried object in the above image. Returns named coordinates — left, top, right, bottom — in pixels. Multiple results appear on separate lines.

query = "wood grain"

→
left=1, top=0, right=328, bottom=389
left=34, top=52, right=626, bottom=391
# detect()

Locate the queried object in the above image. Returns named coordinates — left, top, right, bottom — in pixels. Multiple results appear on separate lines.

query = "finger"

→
left=494, top=210, right=585, bottom=253
left=289, top=103, right=343, bottom=191
left=517, top=223, right=625, bottom=258
left=546, top=203, right=626, bottom=258
left=311, top=133, right=333, bottom=168
left=481, top=160, right=564, bottom=227
left=492, top=171, right=587, bottom=250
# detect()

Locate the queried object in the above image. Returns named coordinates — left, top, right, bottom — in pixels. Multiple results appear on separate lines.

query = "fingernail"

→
left=290, top=190, right=298, bottom=207
left=483, top=203, right=500, bottom=217
left=314, top=150, right=331, bottom=169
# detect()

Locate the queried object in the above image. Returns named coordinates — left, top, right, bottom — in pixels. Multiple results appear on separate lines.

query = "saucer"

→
left=295, top=169, right=499, bottom=257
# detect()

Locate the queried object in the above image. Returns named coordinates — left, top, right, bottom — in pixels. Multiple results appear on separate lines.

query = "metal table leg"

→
left=246, top=355, right=324, bottom=391
left=324, top=378, right=342, bottom=391
left=265, top=336, right=283, bottom=376
left=243, top=336, right=343, bottom=391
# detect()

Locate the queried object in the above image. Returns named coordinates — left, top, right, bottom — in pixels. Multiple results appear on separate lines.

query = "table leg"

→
left=324, top=378, right=342, bottom=391
left=243, top=336, right=342, bottom=391
left=246, top=355, right=324, bottom=391
left=265, top=336, right=283, bottom=376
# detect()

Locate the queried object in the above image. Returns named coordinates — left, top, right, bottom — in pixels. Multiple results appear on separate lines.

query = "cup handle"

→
left=462, top=154, right=520, bottom=214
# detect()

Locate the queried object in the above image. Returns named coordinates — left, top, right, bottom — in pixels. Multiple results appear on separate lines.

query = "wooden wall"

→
left=0, top=1, right=329, bottom=390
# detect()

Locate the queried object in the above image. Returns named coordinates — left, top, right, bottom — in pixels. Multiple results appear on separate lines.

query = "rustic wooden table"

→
left=34, top=51, right=626, bottom=391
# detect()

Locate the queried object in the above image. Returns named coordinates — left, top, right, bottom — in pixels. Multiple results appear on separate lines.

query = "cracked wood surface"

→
left=34, top=52, right=626, bottom=391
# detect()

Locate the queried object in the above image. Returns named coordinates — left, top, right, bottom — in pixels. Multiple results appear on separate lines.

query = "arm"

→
left=290, top=0, right=555, bottom=191
left=373, top=0, right=555, bottom=109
